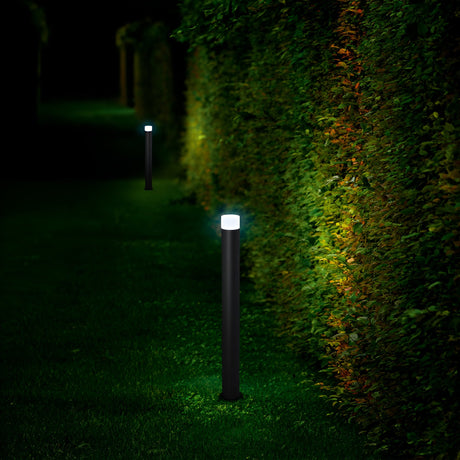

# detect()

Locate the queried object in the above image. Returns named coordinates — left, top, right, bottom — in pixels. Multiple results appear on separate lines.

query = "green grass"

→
left=0, top=178, right=378, bottom=459
left=0, top=100, right=379, bottom=459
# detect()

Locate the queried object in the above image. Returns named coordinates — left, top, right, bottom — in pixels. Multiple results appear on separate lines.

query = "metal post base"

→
left=219, top=392, right=243, bottom=402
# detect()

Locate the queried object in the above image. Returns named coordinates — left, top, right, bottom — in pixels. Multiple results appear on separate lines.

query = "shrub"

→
left=175, top=0, right=460, bottom=456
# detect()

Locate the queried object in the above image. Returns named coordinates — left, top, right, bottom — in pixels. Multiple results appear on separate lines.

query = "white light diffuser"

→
left=221, top=215, right=240, bottom=230
left=144, top=125, right=153, bottom=132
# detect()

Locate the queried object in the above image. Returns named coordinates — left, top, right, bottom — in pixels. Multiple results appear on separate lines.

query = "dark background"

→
left=4, top=0, right=186, bottom=180
left=37, top=0, right=183, bottom=99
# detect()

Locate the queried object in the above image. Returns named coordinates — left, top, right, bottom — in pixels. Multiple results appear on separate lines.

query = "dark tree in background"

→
left=38, top=0, right=183, bottom=100
left=5, top=0, right=184, bottom=107
left=6, top=1, right=47, bottom=134
left=3, top=0, right=185, bottom=178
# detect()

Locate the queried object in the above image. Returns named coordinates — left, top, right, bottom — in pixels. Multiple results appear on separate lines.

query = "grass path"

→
left=0, top=101, right=378, bottom=459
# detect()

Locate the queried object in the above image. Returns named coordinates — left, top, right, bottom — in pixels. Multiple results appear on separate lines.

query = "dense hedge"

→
left=175, top=0, right=460, bottom=457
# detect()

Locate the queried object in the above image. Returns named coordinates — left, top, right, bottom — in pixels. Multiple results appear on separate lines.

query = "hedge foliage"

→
left=175, top=0, right=460, bottom=457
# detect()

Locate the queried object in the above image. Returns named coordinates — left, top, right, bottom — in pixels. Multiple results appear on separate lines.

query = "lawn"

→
left=0, top=100, right=378, bottom=459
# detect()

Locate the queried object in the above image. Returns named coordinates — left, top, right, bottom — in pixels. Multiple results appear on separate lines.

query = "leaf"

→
left=405, top=309, right=426, bottom=319
left=427, top=281, right=442, bottom=290
left=401, top=232, right=420, bottom=241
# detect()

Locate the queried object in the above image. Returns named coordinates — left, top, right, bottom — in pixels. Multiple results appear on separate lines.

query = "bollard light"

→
left=144, top=125, right=153, bottom=190
left=221, top=214, right=242, bottom=401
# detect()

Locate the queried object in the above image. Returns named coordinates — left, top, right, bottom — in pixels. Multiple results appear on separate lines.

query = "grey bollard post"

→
left=221, top=214, right=242, bottom=401
left=144, top=125, right=152, bottom=190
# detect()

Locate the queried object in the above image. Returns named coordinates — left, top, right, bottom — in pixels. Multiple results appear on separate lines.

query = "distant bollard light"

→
left=221, top=214, right=242, bottom=401
left=144, top=125, right=153, bottom=190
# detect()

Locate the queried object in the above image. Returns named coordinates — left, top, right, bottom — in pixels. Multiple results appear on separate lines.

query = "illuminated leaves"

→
left=178, top=0, right=459, bottom=456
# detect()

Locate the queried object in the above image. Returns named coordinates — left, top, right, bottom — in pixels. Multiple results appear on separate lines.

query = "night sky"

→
left=36, top=0, right=182, bottom=99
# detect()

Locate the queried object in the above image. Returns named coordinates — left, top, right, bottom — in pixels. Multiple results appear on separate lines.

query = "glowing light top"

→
left=144, top=125, right=153, bottom=132
left=221, top=214, right=240, bottom=230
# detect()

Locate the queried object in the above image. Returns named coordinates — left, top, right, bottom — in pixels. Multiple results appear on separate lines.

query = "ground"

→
left=0, top=99, right=378, bottom=459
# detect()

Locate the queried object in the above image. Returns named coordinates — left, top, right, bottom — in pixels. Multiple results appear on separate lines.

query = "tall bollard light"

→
left=221, top=214, right=242, bottom=401
left=144, top=125, right=153, bottom=190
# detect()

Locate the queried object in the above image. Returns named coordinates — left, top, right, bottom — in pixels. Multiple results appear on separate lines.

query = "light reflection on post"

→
left=220, top=214, right=242, bottom=401
left=144, top=124, right=152, bottom=190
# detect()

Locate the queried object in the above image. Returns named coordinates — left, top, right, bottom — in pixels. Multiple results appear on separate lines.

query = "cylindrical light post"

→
left=144, top=124, right=153, bottom=190
left=221, top=214, right=242, bottom=401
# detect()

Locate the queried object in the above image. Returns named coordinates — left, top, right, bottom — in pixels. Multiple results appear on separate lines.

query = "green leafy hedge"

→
left=175, top=0, right=460, bottom=457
